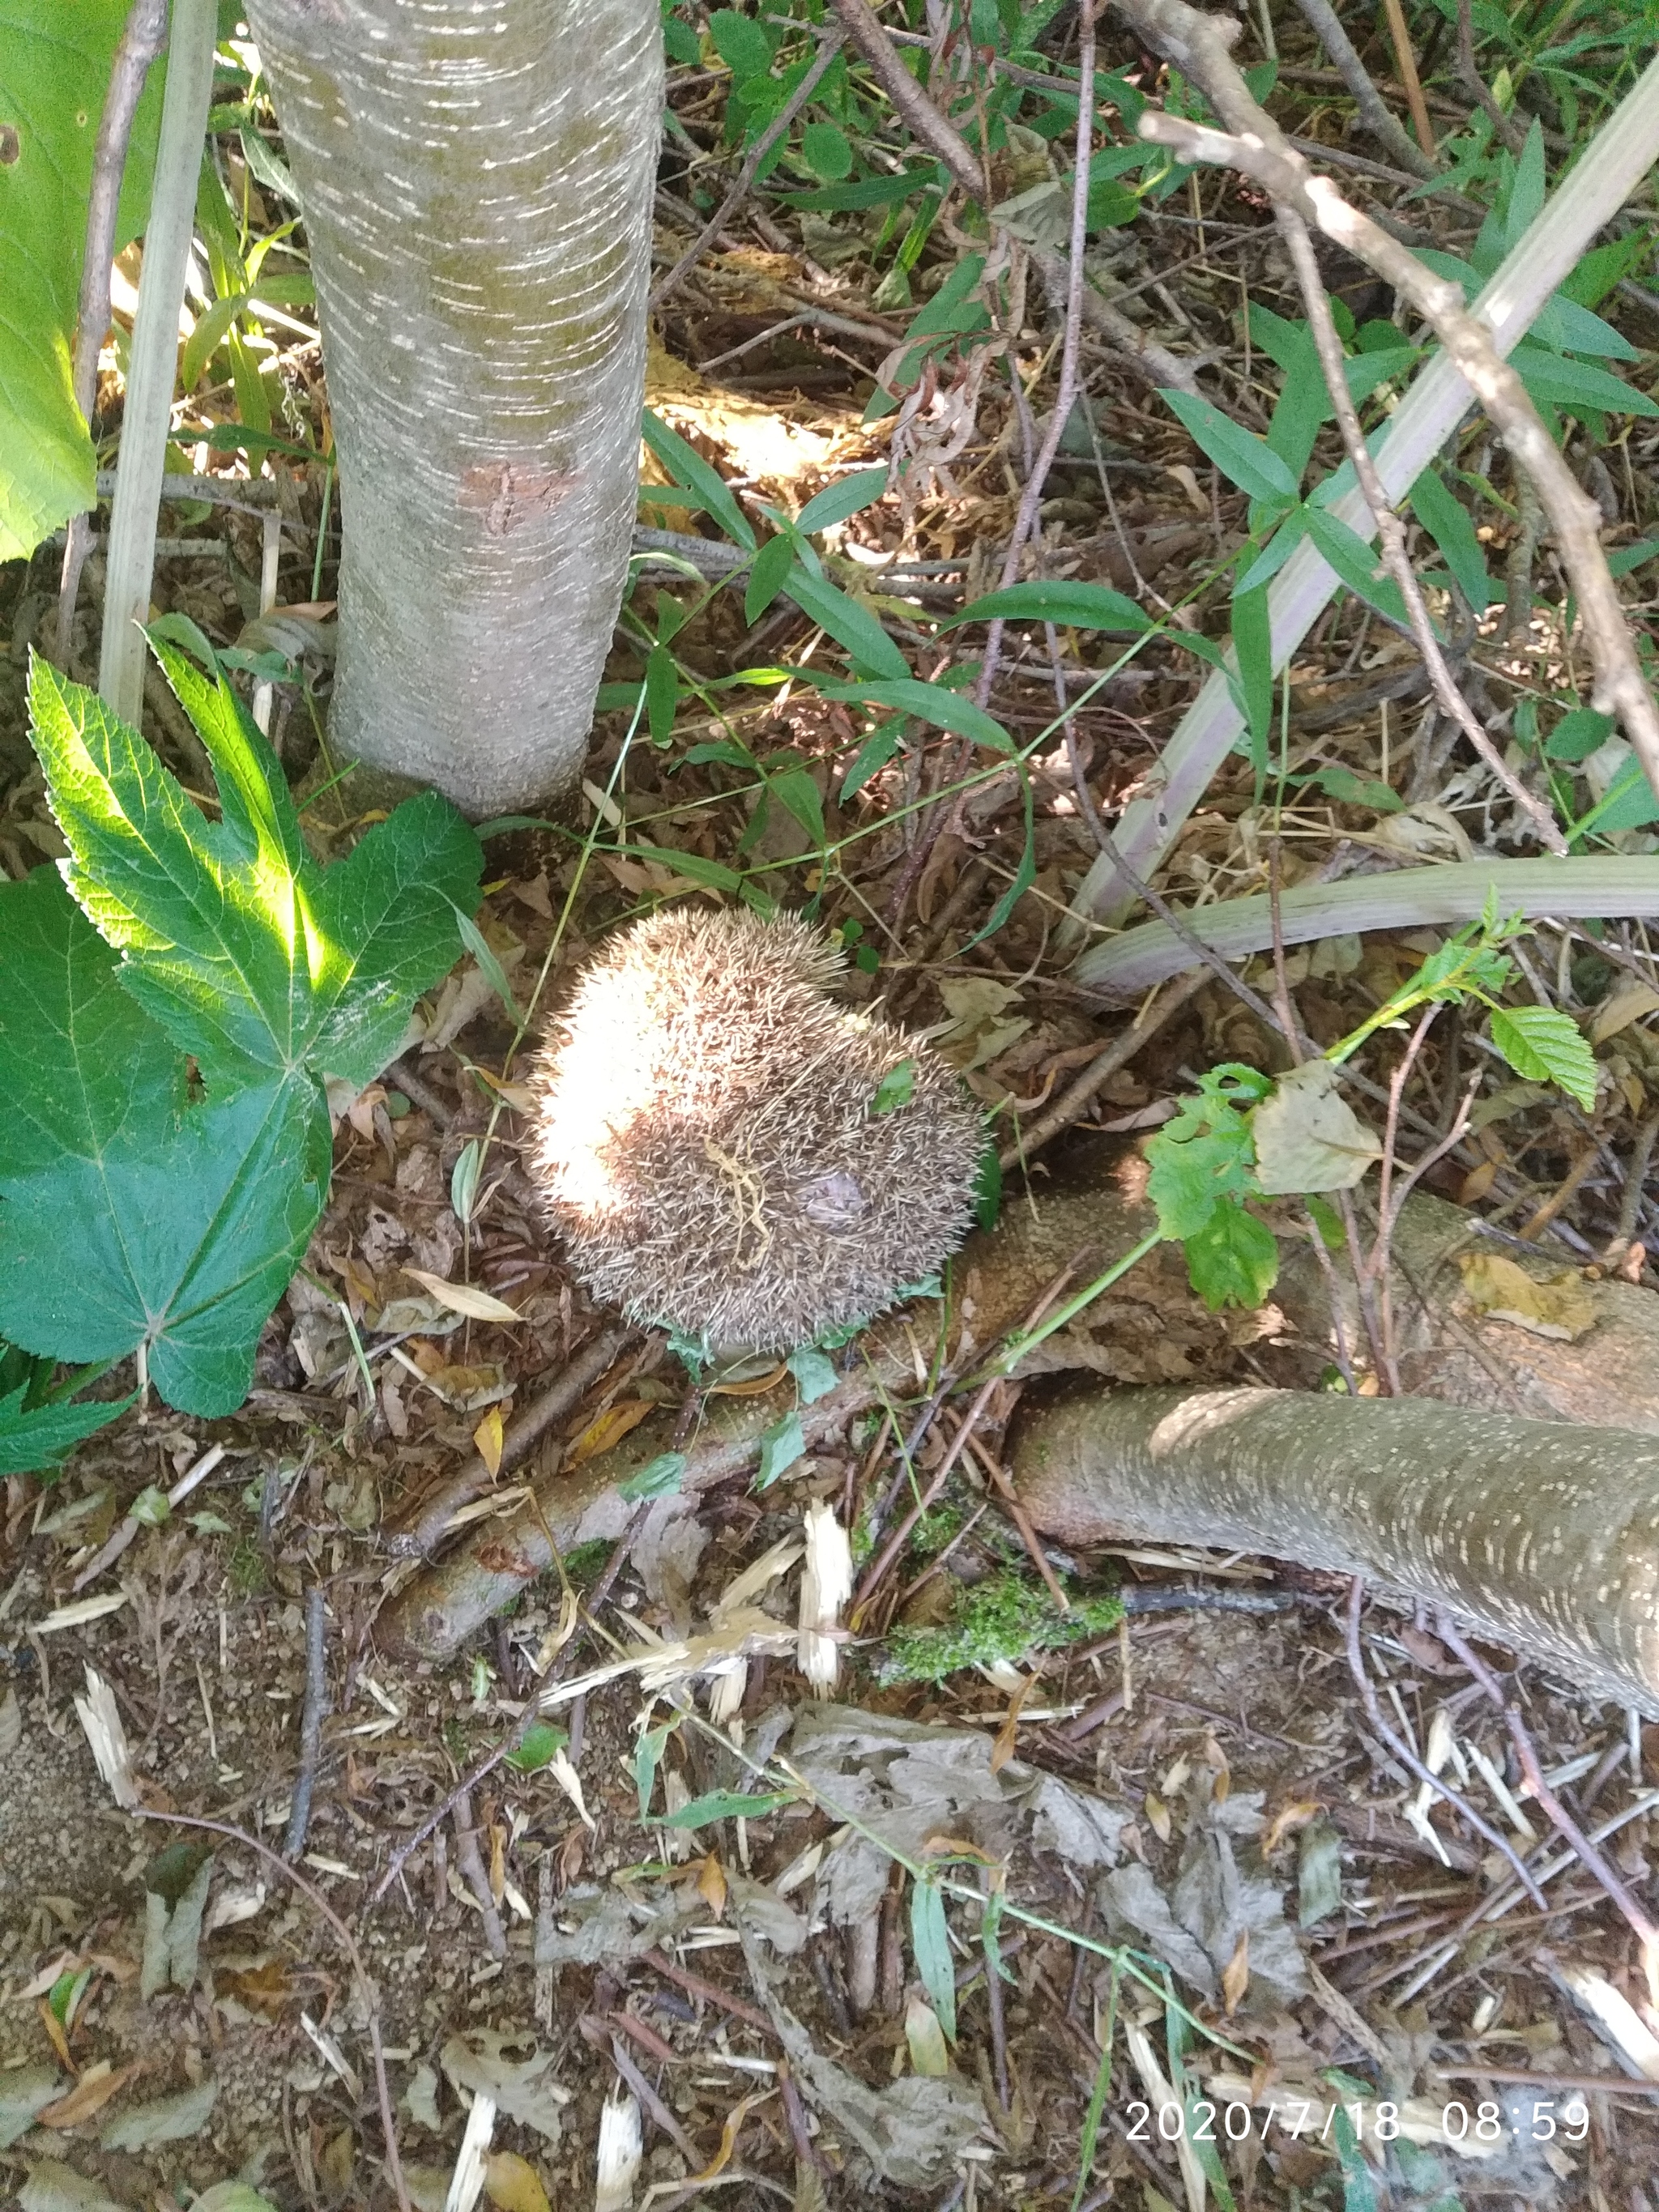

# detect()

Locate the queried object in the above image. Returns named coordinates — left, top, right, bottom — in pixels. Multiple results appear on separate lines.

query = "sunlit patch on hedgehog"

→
left=525, top=906, right=985, bottom=1353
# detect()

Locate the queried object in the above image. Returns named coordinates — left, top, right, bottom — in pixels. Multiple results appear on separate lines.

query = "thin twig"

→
left=1435, top=1613, right=1659, bottom=1993
left=57, top=0, right=170, bottom=658
left=284, top=1586, right=329, bottom=1860
left=651, top=32, right=847, bottom=309
left=1342, top=1580, right=1549, bottom=1907
left=453, top=1785, right=508, bottom=1960
left=1456, top=0, right=1529, bottom=157
left=1001, top=968, right=1208, bottom=1163
left=1377, top=0, right=1437, bottom=159
left=1288, top=0, right=1436, bottom=179
left=1124, top=19, right=1659, bottom=803
left=1273, top=204, right=1567, bottom=853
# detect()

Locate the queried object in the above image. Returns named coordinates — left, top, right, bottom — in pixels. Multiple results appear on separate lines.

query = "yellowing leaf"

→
left=904, top=1994, right=952, bottom=2077
left=484, top=2150, right=552, bottom=2212
left=474, top=1404, right=505, bottom=1477
left=1221, top=1929, right=1250, bottom=2016
left=405, top=1269, right=522, bottom=1323
left=1251, top=1060, right=1382, bottom=1195
left=1459, top=1252, right=1596, bottom=1340
left=568, top=1399, right=655, bottom=1466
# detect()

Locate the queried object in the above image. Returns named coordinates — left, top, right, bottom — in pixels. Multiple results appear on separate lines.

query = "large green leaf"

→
left=0, top=870, right=331, bottom=1417
left=0, top=1, right=164, bottom=559
left=0, top=1379, right=130, bottom=1476
left=26, top=646, right=484, bottom=1089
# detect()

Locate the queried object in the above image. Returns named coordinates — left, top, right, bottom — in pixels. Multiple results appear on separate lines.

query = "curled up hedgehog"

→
left=525, top=906, right=985, bottom=1354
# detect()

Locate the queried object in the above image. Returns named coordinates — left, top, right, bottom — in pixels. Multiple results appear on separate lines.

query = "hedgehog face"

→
left=525, top=907, right=984, bottom=1353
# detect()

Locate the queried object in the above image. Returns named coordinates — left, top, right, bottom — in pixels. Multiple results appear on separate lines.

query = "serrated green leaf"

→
left=782, top=566, right=909, bottom=679
left=910, top=1877, right=957, bottom=2043
left=0, top=1379, right=130, bottom=1477
left=795, top=467, right=889, bottom=535
left=1489, top=1005, right=1597, bottom=1109
left=25, top=648, right=483, bottom=1089
left=1161, top=387, right=1298, bottom=505
left=708, top=7, right=773, bottom=81
left=1182, top=1199, right=1279, bottom=1311
left=0, top=870, right=330, bottom=1416
left=0, top=0, right=164, bottom=558
left=756, top=1409, right=807, bottom=1487
left=787, top=1346, right=839, bottom=1402
left=658, top=1787, right=792, bottom=1827
left=945, top=580, right=1150, bottom=633
left=618, top=1451, right=687, bottom=1502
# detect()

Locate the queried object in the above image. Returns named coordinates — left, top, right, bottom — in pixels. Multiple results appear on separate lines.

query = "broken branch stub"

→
left=1010, top=1380, right=1659, bottom=1715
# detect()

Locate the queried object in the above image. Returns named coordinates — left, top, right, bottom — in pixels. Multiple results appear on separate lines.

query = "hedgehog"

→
left=525, top=906, right=985, bottom=1354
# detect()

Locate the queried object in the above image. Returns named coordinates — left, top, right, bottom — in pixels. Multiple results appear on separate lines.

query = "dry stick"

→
left=1273, top=206, right=1568, bottom=855
left=388, top=1323, right=635, bottom=1557
left=828, top=0, right=984, bottom=198
left=1456, top=0, right=1529, bottom=158
left=452, top=1785, right=508, bottom=1960
left=56, top=0, right=171, bottom=658
left=974, top=2, right=1100, bottom=714
left=650, top=32, right=847, bottom=309
left=1287, top=0, right=1436, bottom=179
left=1607, top=1106, right=1659, bottom=1260
left=1342, top=1580, right=1549, bottom=1907
left=1132, top=87, right=1659, bottom=805
left=1000, top=966, right=1208, bottom=1164
left=1377, top=0, right=1437, bottom=159
left=133, top=1807, right=412, bottom=2212
left=1434, top=1613, right=1659, bottom=1992
left=284, top=1586, right=329, bottom=1860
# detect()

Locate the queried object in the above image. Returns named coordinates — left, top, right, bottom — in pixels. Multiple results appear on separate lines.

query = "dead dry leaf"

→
left=474, top=1405, right=505, bottom=1477
left=406, top=1270, right=522, bottom=1324
left=37, top=2065, right=133, bottom=2132
left=1593, top=981, right=1659, bottom=1044
left=568, top=1399, right=655, bottom=1466
left=1251, top=1059, right=1382, bottom=1194
left=1459, top=1252, right=1597, bottom=1340
left=100, top=2075, right=218, bottom=2150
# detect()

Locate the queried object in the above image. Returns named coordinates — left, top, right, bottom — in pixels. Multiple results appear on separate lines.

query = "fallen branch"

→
left=1064, top=28, right=1659, bottom=929
left=1073, top=854, right=1659, bottom=997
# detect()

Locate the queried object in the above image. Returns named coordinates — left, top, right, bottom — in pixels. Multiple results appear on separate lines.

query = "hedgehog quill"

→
left=526, top=907, right=985, bottom=1354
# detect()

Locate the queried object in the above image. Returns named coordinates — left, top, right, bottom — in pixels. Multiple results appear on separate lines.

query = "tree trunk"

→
left=244, top=0, right=660, bottom=816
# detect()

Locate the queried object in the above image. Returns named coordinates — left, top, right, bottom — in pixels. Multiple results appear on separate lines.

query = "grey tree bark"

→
left=243, top=0, right=661, bottom=817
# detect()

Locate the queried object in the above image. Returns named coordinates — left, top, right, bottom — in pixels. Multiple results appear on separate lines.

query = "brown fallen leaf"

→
left=1459, top=1251, right=1597, bottom=1340
left=39, top=2061, right=135, bottom=2129
left=1221, top=1929, right=1251, bottom=2017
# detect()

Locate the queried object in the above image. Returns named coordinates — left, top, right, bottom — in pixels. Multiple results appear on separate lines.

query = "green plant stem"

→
left=991, top=1230, right=1162, bottom=1374
left=98, top=0, right=220, bottom=724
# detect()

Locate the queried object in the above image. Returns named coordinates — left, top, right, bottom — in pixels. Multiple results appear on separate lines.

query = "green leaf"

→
left=839, top=719, right=903, bottom=802
left=1303, top=508, right=1414, bottom=630
left=642, top=409, right=757, bottom=548
left=633, top=1716, right=676, bottom=1818
left=962, top=766, right=1037, bottom=949
left=505, top=1720, right=569, bottom=1772
left=783, top=566, right=909, bottom=678
left=910, top=1877, right=957, bottom=2043
left=617, top=1451, right=688, bottom=1502
left=872, top=1058, right=917, bottom=1114
left=974, top=1138, right=1001, bottom=1233
left=1182, top=1199, right=1279, bottom=1311
left=1409, top=466, right=1492, bottom=616
left=1160, top=388, right=1299, bottom=505
left=0, top=868, right=330, bottom=1417
left=775, top=166, right=937, bottom=212
left=658, top=1787, right=792, bottom=1826
left=1230, top=582, right=1273, bottom=792
left=744, top=532, right=796, bottom=623
left=1144, top=1067, right=1267, bottom=1240
left=26, top=650, right=481, bottom=1089
left=795, top=468, right=889, bottom=535
left=627, top=842, right=748, bottom=893
left=645, top=641, right=680, bottom=743
left=787, top=1347, right=839, bottom=1403
left=814, top=676, right=1013, bottom=750
left=800, top=119, right=854, bottom=179
left=1489, top=1004, right=1597, bottom=1109
left=0, top=1379, right=130, bottom=1477
left=454, top=909, right=524, bottom=1025
left=756, top=1409, right=806, bottom=1487
left=945, top=580, right=1149, bottom=634
left=764, top=757, right=826, bottom=846
left=1511, top=343, right=1659, bottom=419
left=1546, top=706, right=1615, bottom=761
left=0, top=0, right=164, bottom=558
left=709, top=7, right=774, bottom=81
